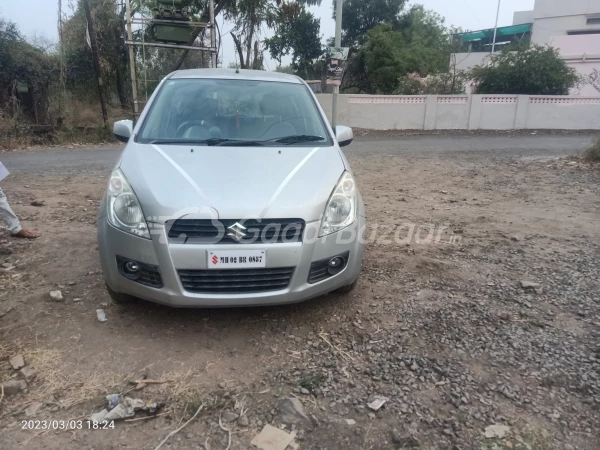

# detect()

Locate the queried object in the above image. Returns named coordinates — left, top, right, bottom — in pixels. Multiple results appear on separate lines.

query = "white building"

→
left=452, top=0, right=600, bottom=96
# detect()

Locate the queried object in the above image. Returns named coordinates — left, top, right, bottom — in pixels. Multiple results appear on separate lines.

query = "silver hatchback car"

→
left=98, top=69, right=365, bottom=307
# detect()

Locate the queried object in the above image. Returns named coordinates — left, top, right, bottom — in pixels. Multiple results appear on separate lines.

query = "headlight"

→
left=107, top=169, right=150, bottom=239
left=319, top=171, right=357, bottom=237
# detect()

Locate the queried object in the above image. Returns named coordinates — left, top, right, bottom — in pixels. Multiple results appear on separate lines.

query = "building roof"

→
left=169, top=68, right=302, bottom=83
left=454, top=23, right=532, bottom=43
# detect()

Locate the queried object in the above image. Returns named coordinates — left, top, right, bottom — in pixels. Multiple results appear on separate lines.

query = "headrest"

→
left=260, top=93, right=288, bottom=116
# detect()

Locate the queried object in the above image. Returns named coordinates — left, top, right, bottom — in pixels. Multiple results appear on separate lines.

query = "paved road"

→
left=1, top=135, right=595, bottom=173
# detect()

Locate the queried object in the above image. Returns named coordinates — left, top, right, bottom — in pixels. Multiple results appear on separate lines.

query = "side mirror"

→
left=113, top=120, right=133, bottom=143
left=335, top=125, right=353, bottom=147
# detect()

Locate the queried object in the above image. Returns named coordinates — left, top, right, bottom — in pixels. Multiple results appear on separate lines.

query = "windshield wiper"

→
left=149, top=136, right=322, bottom=146
left=213, top=140, right=264, bottom=146
left=149, top=138, right=250, bottom=146
left=267, top=135, right=325, bottom=145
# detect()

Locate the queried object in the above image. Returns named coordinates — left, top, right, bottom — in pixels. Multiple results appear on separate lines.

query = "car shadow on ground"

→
left=109, top=287, right=355, bottom=330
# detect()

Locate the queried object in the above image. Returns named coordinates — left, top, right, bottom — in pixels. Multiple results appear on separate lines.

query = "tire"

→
left=335, top=278, right=358, bottom=294
left=105, top=283, right=135, bottom=304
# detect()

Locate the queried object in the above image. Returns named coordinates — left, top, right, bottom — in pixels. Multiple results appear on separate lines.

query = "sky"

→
left=1, top=0, right=535, bottom=70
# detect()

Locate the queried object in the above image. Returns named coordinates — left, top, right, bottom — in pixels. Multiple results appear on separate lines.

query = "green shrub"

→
left=584, top=140, right=600, bottom=163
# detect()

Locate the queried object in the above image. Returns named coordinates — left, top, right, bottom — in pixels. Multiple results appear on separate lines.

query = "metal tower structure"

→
left=124, top=0, right=217, bottom=116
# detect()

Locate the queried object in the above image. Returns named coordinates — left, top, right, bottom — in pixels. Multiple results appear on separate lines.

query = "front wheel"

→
left=105, top=283, right=135, bottom=304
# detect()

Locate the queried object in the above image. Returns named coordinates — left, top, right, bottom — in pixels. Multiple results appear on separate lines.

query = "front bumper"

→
left=97, top=216, right=365, bottom=307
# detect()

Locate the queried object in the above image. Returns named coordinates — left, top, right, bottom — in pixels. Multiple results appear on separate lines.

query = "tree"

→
left=361, top=24, right=406, bottom=94
left=332, top=0, right=406, bottom=47
left=343, top=7, right=452, bottom=94
left=0, top=16, right=56, bottom=123
left=395, top=5, right=448, bottom=76
left=83, top=0, right=109, bottom=129
left=471, top=45, right=579, bottom=95
left=225, top=0, right=321, bottom=70
left=264, top=6, right=322, bottom=79
left=275, top=64, right=295, bottom=74
left=61, top=0, right=133, bottom=107
left=587, top=69, right=600, bottom=94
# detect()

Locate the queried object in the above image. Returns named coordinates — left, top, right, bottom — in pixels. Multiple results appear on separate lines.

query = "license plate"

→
left=208, top=250, right=266, bottom=269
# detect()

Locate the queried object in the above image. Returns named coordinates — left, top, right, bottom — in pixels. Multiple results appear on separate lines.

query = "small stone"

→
left=25, top=402, right=43, bottom=417
left=9, top=354, right=25, bottom=370
left=277, top=398, right=309, bottom=425
left=30, top=201, right=45, bottom=207
left=20, top=366, right=37, bottom=382
left=238, top=415, right=249, bottom=426
left=49, top=290, right=64, bottom=302
left=484, top=424, right=511, bottom=439
left=300, top=388, right=310, bottom=395
left=251, top=424, right=294, bottom=450
left=221, top=411, right=238, bottom=423
left=1, top=380, right=27, bottom=396
left=520, top=281, right=540, bottom=290
left=391, top=432, right=420, bottom=448
left=73, top=298, right=82, bottom=302
left=345, top=419, right=356, bottom=425
left=367, top=397, right=388, bottom=411
left=0, top=306, right=14, bottom=318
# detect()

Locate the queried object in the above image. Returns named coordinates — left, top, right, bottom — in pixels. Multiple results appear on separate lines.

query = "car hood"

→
left=119, top=142, right=345, bottom=222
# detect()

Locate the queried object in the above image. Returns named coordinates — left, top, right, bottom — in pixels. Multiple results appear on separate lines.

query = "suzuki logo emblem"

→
left=227, top=222, right=247, bottom=242
left=211, top=255, right=218, bottom=265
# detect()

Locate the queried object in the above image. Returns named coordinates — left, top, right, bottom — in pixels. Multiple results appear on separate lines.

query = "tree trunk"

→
left=245, top=24, right=254, bottom=69
left=115, top=4, right=130, bottom=109
left=253, top=40, right=260, bottom=69
left=115, top=64, right=129, bottom=110
left=231, top=33, right=246, bottom=68
left=83, top=0, right=109, bottom=130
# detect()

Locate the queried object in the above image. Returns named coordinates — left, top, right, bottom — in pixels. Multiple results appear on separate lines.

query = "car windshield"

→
left=136, top=78, right=331, bottom=146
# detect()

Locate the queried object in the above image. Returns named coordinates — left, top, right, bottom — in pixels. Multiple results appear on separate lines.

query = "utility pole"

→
left=83, top=0, right=109, bottom=130
left=125, top=0, right=139, bottom=116
left=57, top=0, right=64, bottom=125
left=491, top=0, right=501, bottom=54
left=332, top=0, right=343, bottom=129
left=209, top=0, right=217, bottom=68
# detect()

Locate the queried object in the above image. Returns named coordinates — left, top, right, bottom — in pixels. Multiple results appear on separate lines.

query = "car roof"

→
left=168, top=68, right=303, bottom=84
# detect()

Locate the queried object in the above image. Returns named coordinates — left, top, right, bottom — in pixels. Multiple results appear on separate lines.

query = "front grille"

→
left=168, top=219, right=305, bottom=244
left=138, top=267, right=163, bottom=288
left=179, top=267, right=295, bottom=294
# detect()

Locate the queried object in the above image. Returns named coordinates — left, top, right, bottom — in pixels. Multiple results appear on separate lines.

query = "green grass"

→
left=177, top=390, right=226, bottom=418
left=480, top=425, right=550, bottom=450
left=299, top=373, right=326, bottom=391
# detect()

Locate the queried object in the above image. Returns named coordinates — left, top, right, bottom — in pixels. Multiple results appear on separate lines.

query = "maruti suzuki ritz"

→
left=98, top=69, right=365, bottom=307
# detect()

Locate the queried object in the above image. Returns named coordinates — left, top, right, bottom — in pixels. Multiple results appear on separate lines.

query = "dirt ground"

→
left=0, top=144, right=599, bottom=450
